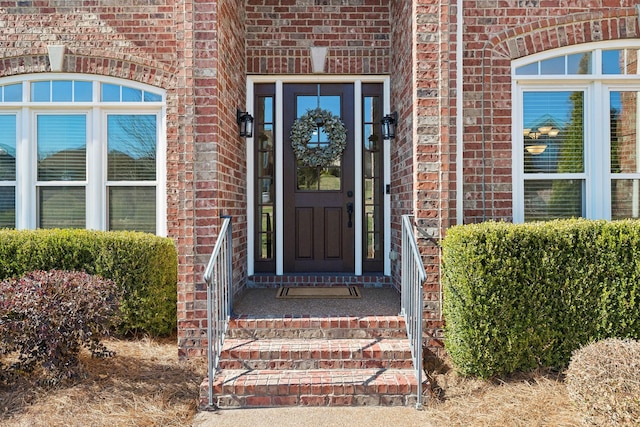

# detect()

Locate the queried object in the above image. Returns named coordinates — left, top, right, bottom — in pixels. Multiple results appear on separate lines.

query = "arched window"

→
left=0, top=74, right=166, bottom=235
left=512, top=41, right=640, bottom=222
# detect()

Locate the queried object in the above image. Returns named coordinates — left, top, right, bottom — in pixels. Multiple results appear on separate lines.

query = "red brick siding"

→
left=183, top=0, right=247, bottom=358
left=245, top=0, right=391, bottom=74
left=389, top=0, right=414, bottom=285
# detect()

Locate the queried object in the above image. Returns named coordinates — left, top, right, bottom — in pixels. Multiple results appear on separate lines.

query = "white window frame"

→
left=512, top=41, right=640, bottom=223
left=0, top=73, right=167, bottom=236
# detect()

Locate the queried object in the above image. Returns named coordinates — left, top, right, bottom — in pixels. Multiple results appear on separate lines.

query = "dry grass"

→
left=0, top=337, right=206, bottom=427
left=424, top=366, right=582, bottom=427
left=1, top=339, right=582, bottom=427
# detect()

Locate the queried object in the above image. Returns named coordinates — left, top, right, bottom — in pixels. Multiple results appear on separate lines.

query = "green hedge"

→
left=442, top=219, right=640, bottom=378
left=0, top=229, right=178, bottom=336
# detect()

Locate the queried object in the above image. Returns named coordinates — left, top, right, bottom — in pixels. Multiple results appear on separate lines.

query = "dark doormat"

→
left=276, top=286, right=361, bottom=299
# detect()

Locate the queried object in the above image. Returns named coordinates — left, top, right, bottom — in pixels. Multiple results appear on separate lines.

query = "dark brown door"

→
left=283, top=83, right=355, bottom=272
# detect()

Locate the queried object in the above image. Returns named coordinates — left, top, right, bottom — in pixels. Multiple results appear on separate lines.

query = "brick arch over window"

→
left=491, top=10, right=639, bottom=60
left=0, top=52, right=177, bottom=90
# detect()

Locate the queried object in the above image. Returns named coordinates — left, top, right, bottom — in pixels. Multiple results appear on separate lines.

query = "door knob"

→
left=346, top=202, right=354, bottom=228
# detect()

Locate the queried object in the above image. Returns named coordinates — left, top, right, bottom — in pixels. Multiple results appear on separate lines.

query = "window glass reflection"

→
left=0, top=115, right=16, bottom=181
left=74, top=81, right=93, bottom=102
left=52, top=80, right=73, bottom=102
left=108, top=186, right=155, bottom=233
left=32, top=81, right=50, bottom=102
left=37, top=115, right=86, bottom=181
left=38, top=186, right=85, bottom=228
left=143, top=92, right=162, bottom=102
left=523, top=91, right=584, bottom=174
left=102, top=83, right=120, bottom=102
left=3, top=84, right=22, bottom=102
left=107, top=115, right=157, bottom=181
left=568, top=53, right=591, bottom=74
left=603, top=50, right=622, bottom=74
left=0, top=186, right=15, bottom=228
left=540, top=56, right=565, bottom=75
left=122, top=86, right=142, bottom=102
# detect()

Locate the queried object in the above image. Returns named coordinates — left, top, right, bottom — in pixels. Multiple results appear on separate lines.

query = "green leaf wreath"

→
left=290, top=108, right=347, bottom=167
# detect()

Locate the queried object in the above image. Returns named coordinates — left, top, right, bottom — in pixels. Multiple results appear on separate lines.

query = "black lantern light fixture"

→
left=236, top=109, right=254, bottom=138
left=381, top=111, right=398, bottom=140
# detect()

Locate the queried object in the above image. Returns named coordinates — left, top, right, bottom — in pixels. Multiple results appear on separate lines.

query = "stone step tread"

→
left=211, top=368, right=418, bottom=396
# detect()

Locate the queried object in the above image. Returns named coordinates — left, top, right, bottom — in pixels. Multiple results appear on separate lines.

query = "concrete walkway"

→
left=192, top=406, right=434, bottom=427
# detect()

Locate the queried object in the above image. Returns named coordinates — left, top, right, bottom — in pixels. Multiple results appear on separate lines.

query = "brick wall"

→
left=410, top=0, right=449, bottom=356
left=181, top=0, right=247, bottom=357
left=388, top=0, right=414, bottom=282
left=245, top=0, right=391, bottom=74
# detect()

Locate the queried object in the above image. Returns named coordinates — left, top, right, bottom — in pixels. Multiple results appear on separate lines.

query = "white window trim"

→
left=246, top=75, right=392, bottom=276
left=513, top=42, right=640, bottom=223
left=0, top=74, right=167, bottom=235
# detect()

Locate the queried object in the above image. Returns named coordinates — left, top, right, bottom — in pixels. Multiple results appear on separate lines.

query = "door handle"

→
left=346, top=202, right=354, bottom=228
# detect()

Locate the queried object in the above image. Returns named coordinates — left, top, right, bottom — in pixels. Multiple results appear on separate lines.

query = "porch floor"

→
left=232, top=287, right=401, bottom=318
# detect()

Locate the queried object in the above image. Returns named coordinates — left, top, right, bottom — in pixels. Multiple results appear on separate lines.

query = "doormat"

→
left=276, top=286, right=361, bottom=299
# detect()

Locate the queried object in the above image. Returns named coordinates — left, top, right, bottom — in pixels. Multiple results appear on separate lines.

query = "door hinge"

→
left=385, top=184, right=390, bottom=194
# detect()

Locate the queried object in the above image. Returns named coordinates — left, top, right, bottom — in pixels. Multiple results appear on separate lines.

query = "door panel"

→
left=295, top=207, right=314, bottom=259
left=324, top=207, right=343, bottom=259
left=284, top=83, right=355, bottom=272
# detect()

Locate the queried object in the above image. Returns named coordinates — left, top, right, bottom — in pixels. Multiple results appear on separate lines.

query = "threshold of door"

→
left=248, top=273, right=392, bottom=289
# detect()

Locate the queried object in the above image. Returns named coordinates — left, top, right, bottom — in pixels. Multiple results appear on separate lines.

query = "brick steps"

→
left=200, top=314, right=420, bottom=408
left=219, top=338, right=414, bottom=370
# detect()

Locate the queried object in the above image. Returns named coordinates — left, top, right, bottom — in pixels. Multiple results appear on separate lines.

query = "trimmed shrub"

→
left=0, top=270, right=119, bottom=383
left=566, top=338, right=640, bottom=426
left=442, top=219, right=640, bottom=378
left=0, top=229, right=178, bottom=336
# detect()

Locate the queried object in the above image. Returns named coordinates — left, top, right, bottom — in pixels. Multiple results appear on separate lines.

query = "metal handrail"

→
left=203, top=216, right=233, bottom=410
left=401, top=214, right=427, bottom=409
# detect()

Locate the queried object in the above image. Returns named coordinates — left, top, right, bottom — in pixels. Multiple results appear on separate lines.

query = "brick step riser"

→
left=213, top=393, right=418, bottom=408
left=213, top=381, right=418, bottom=397
left=219, top=359, right=414, bottom=370
left=222, top=348, right=413, bottom=362
left=226, top=329, right=408, bottom=339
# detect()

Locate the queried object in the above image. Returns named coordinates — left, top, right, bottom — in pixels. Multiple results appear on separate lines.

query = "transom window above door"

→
left=0, top=75, right=166, bottom=235
left=513, top=42, right=640, bottom=222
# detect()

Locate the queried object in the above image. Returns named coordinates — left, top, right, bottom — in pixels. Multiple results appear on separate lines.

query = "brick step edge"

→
left=227, top=328, right=408, bottom=339
left=218, top=338, right=413, bottom=369
left=209, top=393, right=419, bottom=408
left=219, top=358, right=414, bottom=370
left=200, top=368, right=419, bottom=408
left=229, top=315, right=406, bottom=330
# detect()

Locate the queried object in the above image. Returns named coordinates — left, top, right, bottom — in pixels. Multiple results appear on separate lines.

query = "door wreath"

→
left=290, top=108, right=347, bottom=168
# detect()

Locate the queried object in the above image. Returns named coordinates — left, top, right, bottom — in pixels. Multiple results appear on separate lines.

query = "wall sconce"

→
left=236, top=109, right=254, bottom=138
left=381, top=111, right=398, bottom=140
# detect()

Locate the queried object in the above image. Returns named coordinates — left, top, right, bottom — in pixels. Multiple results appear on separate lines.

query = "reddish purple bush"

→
left=0, top=270, right=120, bottom=384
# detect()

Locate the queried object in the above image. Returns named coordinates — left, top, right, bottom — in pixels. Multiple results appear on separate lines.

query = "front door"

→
left=283, top=83, right=355, bottom=272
